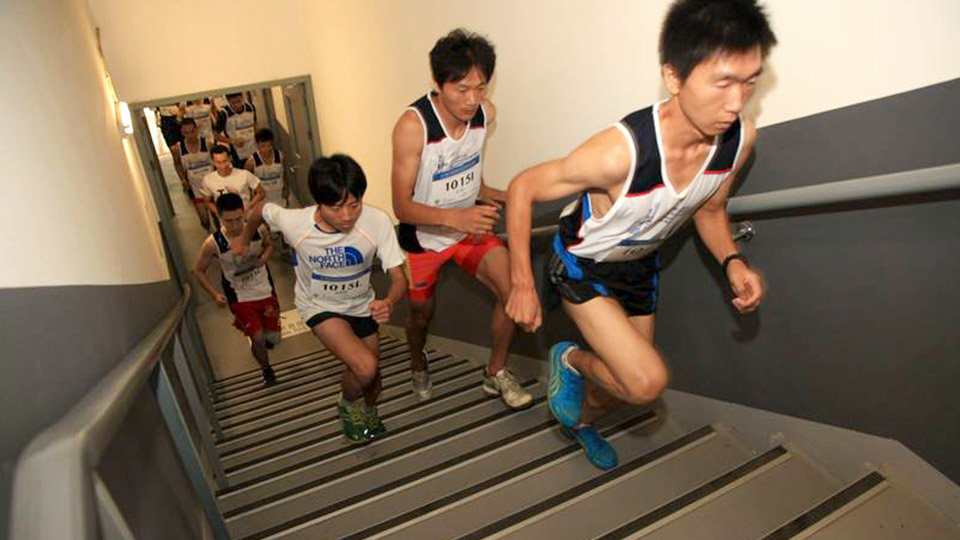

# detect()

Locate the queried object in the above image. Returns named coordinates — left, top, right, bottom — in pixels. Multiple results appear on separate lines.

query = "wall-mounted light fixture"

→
left=116, top=101, right=133, bottom=136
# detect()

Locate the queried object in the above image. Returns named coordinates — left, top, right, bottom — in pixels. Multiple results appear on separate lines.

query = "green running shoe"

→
left=338, top=399, right=370, bottom=444
left=364, top=404, right=387, bottom=438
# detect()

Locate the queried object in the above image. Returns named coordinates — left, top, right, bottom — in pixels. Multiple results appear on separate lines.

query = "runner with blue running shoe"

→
left=505, top=0, right=776, bottom=469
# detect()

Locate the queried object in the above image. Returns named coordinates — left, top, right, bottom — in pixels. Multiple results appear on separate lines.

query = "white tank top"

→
left=397, top=93, right=487, bottom=253
left=558, top=101, right=744, bottom=262
left=253, top=149, right=285, bottom=205
left=178, top=138, right=213, bottom=192
left=212, top=229, right=275, bottom=303
left=223, top=103, right=256, bottom=160
left=184, top=101, right=214, bottom=143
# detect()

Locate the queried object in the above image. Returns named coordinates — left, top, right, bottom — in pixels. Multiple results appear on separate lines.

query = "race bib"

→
left=234, top=264, right=266, bottom=288
left=310, top=268, right=372, bottom=300
left=603, top=238, right=658, bottom=262
left=430, top=154, right=481, bottom=207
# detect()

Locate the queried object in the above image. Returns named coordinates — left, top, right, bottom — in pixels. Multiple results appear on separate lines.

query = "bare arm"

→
left=390, top=111, right=499, bottom=234
left=244, top=156, right=256, bottom=173
left=255, top=225, right=274, bottom=265
left=370, top=265, right=408, bottom=324
left=692, top=121, right=763, bottom=312
left=191, top=238, right=227, bottom=306
left=506, top=127, right=633, bottom=331
left=477, top=101, right=507, bottom=204
left=171, top=145, right=188, bottom=188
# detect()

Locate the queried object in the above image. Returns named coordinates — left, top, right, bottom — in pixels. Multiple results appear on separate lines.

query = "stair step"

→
left=216, top=355, right=463, bottom=429
left=217, top=381, right=544, bottom=513
left=219, top=368, right=485, bottom=464
left=358, top=425, right=744, bottom=540
left=215, top=361, right=477, bottom=441
left=234, top=408, right=663, bottom=540
left=593, top=446, right=836, bottom=540
left=215, top=351, right=422, bottom=418
left=766, top=473, right=960, bottom=540
left=212, top=337, right=400, bottom=392
left=222, top=375, right=499, bottom=473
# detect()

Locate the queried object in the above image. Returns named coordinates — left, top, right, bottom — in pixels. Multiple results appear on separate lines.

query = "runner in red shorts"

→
left=193, top=193, right=281, bottom=385
left=390, top=29, right=532, bottom=409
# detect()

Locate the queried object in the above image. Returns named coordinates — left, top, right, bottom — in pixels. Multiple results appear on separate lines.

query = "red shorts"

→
left=405, top=234, right=504, bottom=303
left=230, top=296, right=281, bottom=337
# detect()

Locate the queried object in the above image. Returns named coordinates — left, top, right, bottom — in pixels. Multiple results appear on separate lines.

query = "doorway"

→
left=129, top=76, right=322, bottom=380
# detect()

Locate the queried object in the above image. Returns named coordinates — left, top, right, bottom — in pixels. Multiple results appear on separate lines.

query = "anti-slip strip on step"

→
left=213, top=341, right=407, bottom=397
left=756, top=471, right=886, bottom=540
left=220, top=370, right=485, bottom=458
left=322, top=411, right=659, bottom=540
left=223, top=377, right=496, bottom=473
left=443, top=426, right=720, bottom=540
left=219, top=384, right=542, bottom=515
left=593, top=445, right=789, bottom=540
left=216, top=365, right=482, bottom=444
left=217, top=356, right=459, bottom=428
left=213, top=337, right=400, bottom=388
left=214, top=347, right=413, bottom=410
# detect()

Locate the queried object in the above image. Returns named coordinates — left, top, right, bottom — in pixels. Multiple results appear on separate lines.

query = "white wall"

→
left=87, top=0, right=311, bottom=103
left=304, top=0, right=960, bottom=215
left=81, top=0, right=960, bottom=218
left=0, top=0, right=169, bottom=288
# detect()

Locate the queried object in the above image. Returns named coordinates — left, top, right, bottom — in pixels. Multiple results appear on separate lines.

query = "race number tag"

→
left=603, top=238, right=657, bottom=262
left=431, top=154, right=481, bottom=207
left=311, top=268, right=372, bottom=300
left=235, top=265, right=266, bottom=288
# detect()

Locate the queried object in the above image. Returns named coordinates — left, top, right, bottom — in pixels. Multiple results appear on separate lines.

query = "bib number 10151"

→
left=445, top=171, right=475, bottom=192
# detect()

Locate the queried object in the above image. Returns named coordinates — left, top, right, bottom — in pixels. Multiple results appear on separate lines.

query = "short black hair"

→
left=225, top=92, right=243, bottom=99
left=255, top=128, right=274, bottom=144
left=209, top=144, right=230, bottom=157
left=429, top=28, right=496, bottom=86
left=660, top=0, right=777, bottom=81
left=308, top=154, right=367, bottom=206
left=179, top=117, right=197, bottom=129
left=215, top=192, right=244, bottom=213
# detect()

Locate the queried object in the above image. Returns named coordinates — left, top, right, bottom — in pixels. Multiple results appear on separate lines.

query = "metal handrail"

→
left=506, top=162, right=960, bottom=239
left=9, top=286, right=191, bottom=540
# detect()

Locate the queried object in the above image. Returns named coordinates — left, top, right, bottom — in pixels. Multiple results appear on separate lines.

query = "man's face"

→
left=436, top=66, right=487, bottom=124
left=180, top=123, right=198, bottom=142
left=318, top=194, right=362, bottom=232
left=212, top=152, right=233, bottom=176
left=220, top=208, right=245, bottom=236
left=668, top=46, right=763, bottom=137
left=227, top=95, right=244, bottom=112
left=257, top=140, right=274, bottom=157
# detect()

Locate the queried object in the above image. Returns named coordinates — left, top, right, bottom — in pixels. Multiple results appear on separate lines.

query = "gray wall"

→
left=0, top=280, right=180, bottom=537
left=392, top=78, right=960, bottom=483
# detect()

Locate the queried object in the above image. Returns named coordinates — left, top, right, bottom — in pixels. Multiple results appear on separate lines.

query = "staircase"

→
left=208, top=334, right=960, bottom=540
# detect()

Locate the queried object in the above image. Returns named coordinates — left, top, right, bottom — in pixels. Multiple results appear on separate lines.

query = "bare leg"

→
left=474, top=246, right=515, bottom=376
left=312, top=319, right=378, bottom=401
left=562, top=297, right=668, bottom=425
left=406, top=296, right=435, bottom=372
left=360, top=332, right=382, bottom=406
left=580, top=315, right=655, bottom=424
left=249, top=330, right=270, bottom=369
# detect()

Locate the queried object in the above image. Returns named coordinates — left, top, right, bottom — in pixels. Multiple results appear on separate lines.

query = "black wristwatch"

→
left=722, top=253, right=749, bottom=274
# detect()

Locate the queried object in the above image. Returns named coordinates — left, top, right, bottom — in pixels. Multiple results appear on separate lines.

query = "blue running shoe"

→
left=548, top=341, right=584, bottom=428
left=562, top=426, right=618, bottom=470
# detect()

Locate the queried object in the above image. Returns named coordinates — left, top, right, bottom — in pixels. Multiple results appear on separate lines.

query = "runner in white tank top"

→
left=183, top=99, right=215, bottom=144
left=193, top=193, right=281, bottom=385
left=504, top=0, right=775, bottom=470
left=245, top=128, right=287, bottom=206
left=172, top=118, right=214, bottom=230
left=216, top=93, right=257, bottom=165
left=391, top=29, right=531, bottom=410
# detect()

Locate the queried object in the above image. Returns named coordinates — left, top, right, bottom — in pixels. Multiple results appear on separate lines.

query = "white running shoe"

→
left=483, top=369, right=533, bottom=409
left=411, top=369, right=433, bottom=400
